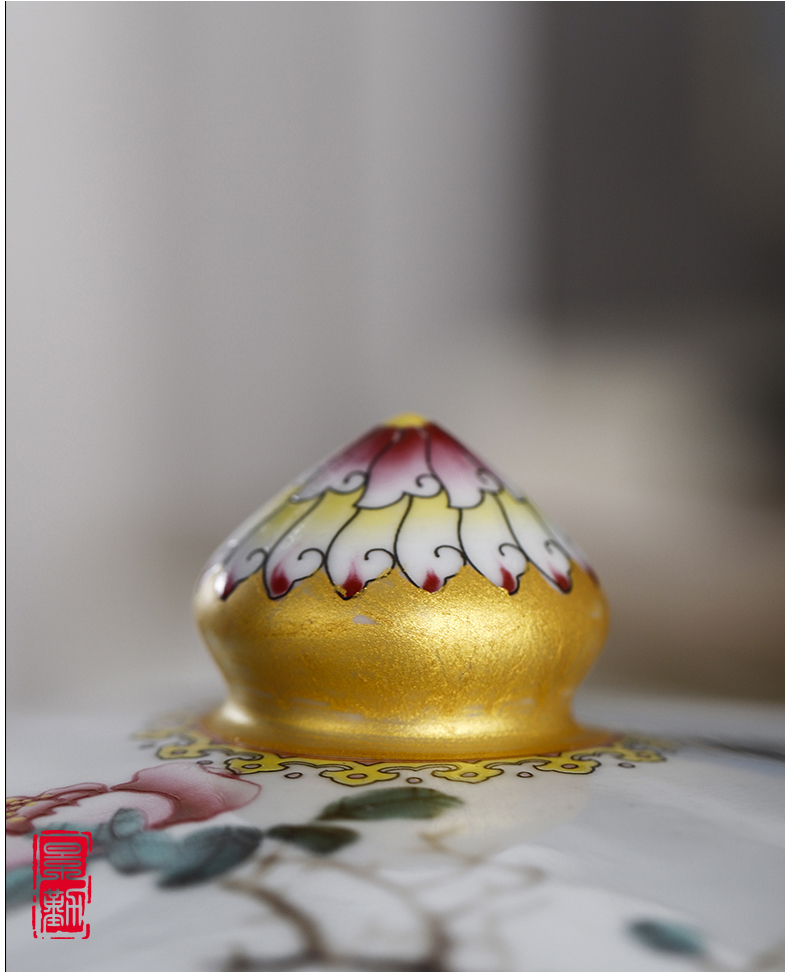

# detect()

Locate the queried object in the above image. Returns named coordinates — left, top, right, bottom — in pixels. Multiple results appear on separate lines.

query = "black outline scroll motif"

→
left=213, top=422, right=587, bottom=602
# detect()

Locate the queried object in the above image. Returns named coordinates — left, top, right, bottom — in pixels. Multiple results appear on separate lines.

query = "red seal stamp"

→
left=32, top=830, right=92, bottom=939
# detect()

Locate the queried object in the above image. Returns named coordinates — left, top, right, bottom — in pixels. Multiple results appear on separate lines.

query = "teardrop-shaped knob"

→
left=195, top=415, right=608, bottom=759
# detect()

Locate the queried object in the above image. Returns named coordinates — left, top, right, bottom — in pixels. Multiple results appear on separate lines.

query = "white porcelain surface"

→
left=6, top=693, right=783, bottom=972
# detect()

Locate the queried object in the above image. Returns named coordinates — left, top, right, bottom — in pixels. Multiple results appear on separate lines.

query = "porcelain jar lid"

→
left=195, top=415, right=608, bottom=760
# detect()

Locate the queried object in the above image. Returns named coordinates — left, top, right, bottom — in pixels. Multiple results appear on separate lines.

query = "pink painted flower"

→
left=205, top=415, right=595, bottom=601
left=5, top=762, right=260, bottom=844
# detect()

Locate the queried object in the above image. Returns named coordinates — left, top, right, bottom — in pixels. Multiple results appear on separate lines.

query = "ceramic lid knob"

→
left=195, top=415, right=608, bottom=759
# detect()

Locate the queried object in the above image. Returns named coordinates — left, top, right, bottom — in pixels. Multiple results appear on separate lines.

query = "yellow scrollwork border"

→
left=136, top=717, right=669, bottom=787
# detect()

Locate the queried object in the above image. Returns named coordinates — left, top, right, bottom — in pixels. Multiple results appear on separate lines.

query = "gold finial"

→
left=384, top=412, right=428, bottom=428
left=196, top=418, right=608, bottom=760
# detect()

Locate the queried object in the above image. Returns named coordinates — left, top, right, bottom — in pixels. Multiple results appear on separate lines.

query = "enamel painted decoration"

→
left=195, top=415, right=609, bottom=759
left=9, top=413, right=784, bottom=974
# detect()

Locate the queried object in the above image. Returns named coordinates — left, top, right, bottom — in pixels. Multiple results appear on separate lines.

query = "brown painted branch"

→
left=223, top=876, right=325, bottom=960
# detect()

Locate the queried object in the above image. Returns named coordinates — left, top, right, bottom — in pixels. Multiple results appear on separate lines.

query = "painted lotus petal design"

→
left=213, top=493, right=316, bottom=599
left=205, top=415, right=594, bottom=600
left=499, top=493, right=573, bottom=592
left=425, top=422, right=501, bottom=507
left=543, top=516, right=597, bottom=583
left=459, top=495, right=529, bottom=594
left=112, top=762, right=261, bottom=825
left=359, top=428, right=441, bottom=508
left=265, top=490, right=360, bottom=598
left=5, top=784, right=110, bottom=835
left=396, top=493, right=464, bottom=592
left=5, top=763, right=260, bottom=841
left=326, top=498, right=407, bottom=596
left=293, top=426, right=398, bottom=500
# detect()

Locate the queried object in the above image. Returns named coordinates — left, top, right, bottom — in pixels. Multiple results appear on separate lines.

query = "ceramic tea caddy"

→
left=6, top=418, right=783, bottom=972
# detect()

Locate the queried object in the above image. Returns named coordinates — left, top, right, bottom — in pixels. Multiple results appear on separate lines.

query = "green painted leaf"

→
left=6, top=867, right=35, bottom=907
left=108, top=807, right=146, bottom=839
left=107, top=828, right=174, bottom=875
left=101, top=810, right=263, bottom=884
left=316, top=786, right=463, bottom=822
left=12, top=813, right=262, bottom=891
left=629, top=919, right=705, bottom=956
left=158, top=827, right=264, bottom=887
left=37, top=820, right=107, bottom=851
left=267, top=823, right=359, bottom=854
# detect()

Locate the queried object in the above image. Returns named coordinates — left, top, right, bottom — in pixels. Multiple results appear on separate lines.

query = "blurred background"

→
left=7, top=2, right=783, bottom=714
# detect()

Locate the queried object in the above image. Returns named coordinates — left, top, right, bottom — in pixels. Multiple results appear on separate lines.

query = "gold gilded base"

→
left=138, top=718, right=667, bottom=787
left=195, top=563, right=608, bottom=761
left=196, top=566, right=607, bottom=760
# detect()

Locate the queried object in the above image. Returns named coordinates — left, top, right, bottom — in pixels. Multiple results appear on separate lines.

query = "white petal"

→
left=264, top=491, right=361, bottom=598
left=202, top=484, right=295, bottom=576
left=358, top=428, right=440, bottom=508
left=211, top=492, right=316, bottom=599
left=459, top=494, right=527, bottom=593
left=326, top=498, right=409, bottom=596
left=543, top=518, right=597, bottom=581
left=425, top=422, right=501, bottom=508
left=498, top=492, right=572, bottom=591
left=293, top=427, right=398, bottom=500
left=396, top=494, right=465, bottom=592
